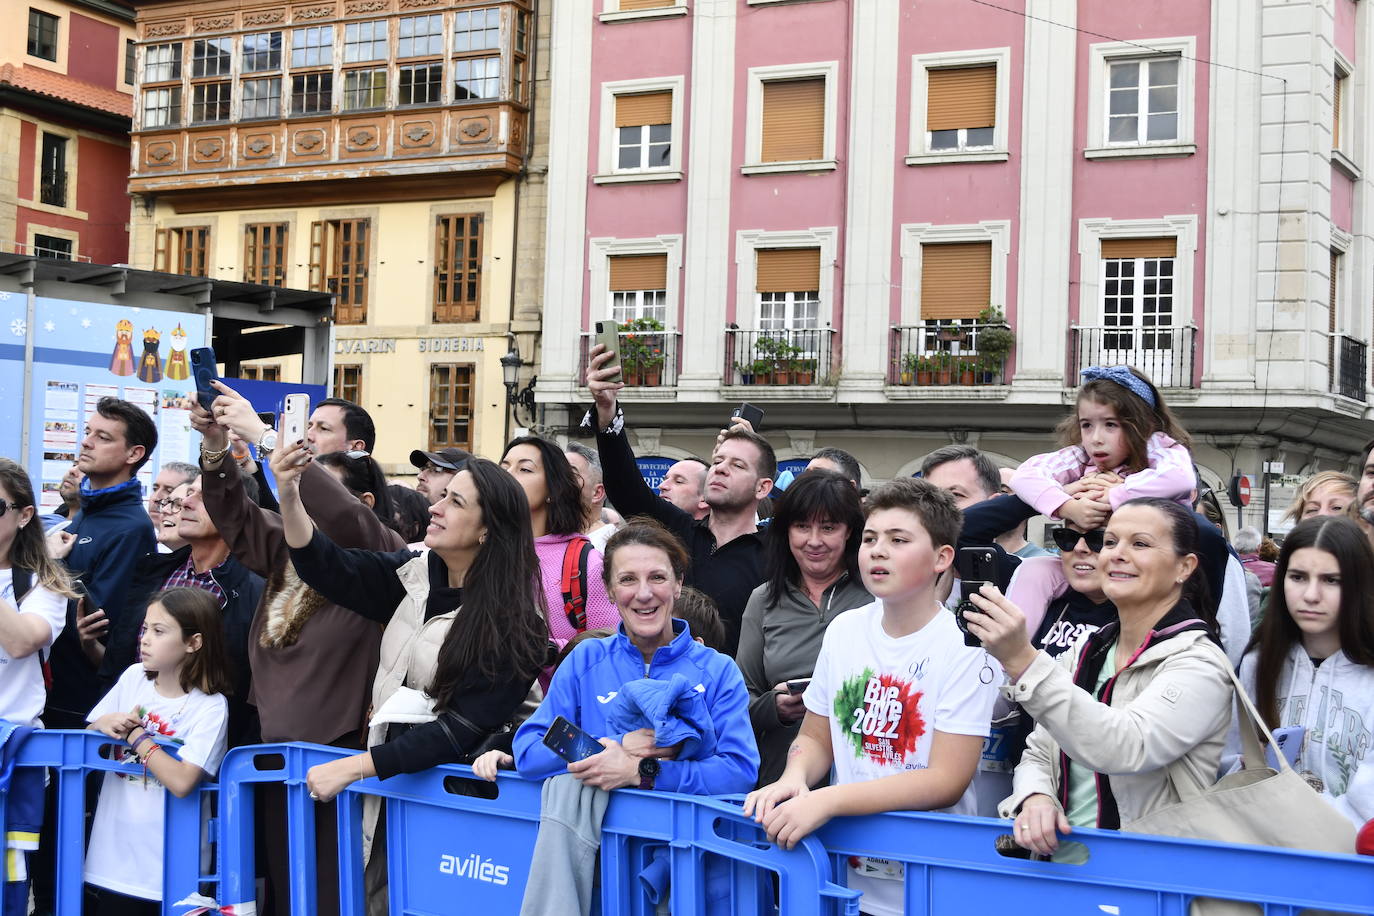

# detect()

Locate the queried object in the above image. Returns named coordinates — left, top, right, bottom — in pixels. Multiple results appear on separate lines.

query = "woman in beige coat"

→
left=964, top=497, right=1235, bottom=856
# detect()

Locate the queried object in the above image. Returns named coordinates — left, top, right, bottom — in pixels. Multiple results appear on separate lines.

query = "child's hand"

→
left=759, top=789, right=835, bottom=850
left=1058, top=496, right=1110, bottom=530
left=743, top=777, right=808, bottom=824
left=470, top=750, right=514, bottom=782
left=90, top=711, right=140, bottom=740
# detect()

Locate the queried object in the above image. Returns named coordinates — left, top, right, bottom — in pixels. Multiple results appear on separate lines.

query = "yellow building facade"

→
left=126, top=0, right=548, bottom=475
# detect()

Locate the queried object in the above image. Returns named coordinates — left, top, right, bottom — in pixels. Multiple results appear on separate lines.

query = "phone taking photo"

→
left=594, top=321, right=622, bottom=384
left=281, top=393, right=309, bottom=446
left=542, top=715, right=603, bottom=764
left=731, top=403, right=764, bottom=430
left=189, top=347, right=219, bottom=411
left=954, top=547, right=997, bottom=648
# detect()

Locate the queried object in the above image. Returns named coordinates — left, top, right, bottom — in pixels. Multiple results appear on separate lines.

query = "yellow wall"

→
left=135, top=180, right=521, bottom=475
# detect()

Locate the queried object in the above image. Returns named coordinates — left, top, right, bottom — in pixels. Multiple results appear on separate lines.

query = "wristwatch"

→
left=257, top=428, right=279, bottom=455
left=637, top=757, right=660, bottom=790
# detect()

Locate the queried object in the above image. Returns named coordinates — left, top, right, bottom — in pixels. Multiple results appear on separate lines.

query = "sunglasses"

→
left=0, top=500, right=21, bottom=517
left=1051, top=526, right=1106, bottom=553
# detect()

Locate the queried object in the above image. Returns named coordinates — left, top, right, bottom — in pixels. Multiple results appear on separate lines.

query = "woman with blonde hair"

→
left=1285, top=470, right=1356, bottom=525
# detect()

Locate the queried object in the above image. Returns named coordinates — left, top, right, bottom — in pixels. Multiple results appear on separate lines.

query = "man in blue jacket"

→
left=46, top=396, right=157, bottom=728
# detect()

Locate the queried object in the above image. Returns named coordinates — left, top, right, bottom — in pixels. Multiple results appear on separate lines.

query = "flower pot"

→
left=795, top=370, right=815, bottom=385
left=935, top=370, right=952, bottom=385
left=959, top=370, right=975, bottom=385
left=774, top=369, right=792, bottom=385
left=644, top=366, right=663, bottom=386
left=899, top=371, right=914, bottom=386
left=916, top=370, right=933, bottom=386
left=624, top=368, right=642, bottom=386
left=936, top=329, right=967, bottom=343
left=752, top=372, right=769, bottom=385
left=738, top=373, right=754, bottom=385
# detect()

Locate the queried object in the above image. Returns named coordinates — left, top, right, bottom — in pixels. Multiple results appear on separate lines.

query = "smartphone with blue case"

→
left=542, top=716, right=602, bottom=763
left=189, top=347, right=219, bottom=411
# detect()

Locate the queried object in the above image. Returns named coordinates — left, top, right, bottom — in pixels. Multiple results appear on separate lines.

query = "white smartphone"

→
left=282, top=394, right=309, bottom=445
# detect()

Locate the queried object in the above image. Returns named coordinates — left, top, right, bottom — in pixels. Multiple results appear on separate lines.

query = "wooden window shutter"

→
left=308, top=220, right=325, bottom=291
left=153, top=228, right=170, bottom=273
left=609, top=253, right=668, bottom=291
left=927, top=65, right=997, bottom=131
left=920, top=242, right=992, bottom=320
left=1335, top=74, right=1344, bottom=149
left=1099, top=237, right=1178, bottom=259
left=615, top=91, right=672, bottom=127
left=619, top=0, right=674, bottom=9
left=756, top=248, right=821, bottom=293
left=761, top=78, right=825, bottom=162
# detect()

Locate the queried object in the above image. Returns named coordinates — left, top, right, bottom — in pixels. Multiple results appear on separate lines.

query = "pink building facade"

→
left=539, top=0, right=1374, bottom=535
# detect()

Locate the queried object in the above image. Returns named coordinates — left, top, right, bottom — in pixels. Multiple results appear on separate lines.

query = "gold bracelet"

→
left=200, top=443, right=231, bottom=464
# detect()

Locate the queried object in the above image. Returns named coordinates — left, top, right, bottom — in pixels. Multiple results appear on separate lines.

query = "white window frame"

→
left=742, top=61, right=840, bottom=174
left=1085, top=37, right=1196, bottom=160
left=588, top=235, right=684, bottom=328
left=1076, top=215, right=1197, bottom=328
left=1333, top=51, right=1360, bottom=178
left=599, top=0, right=690, bottom=24
left=733, top=227, right=838, bottom=328
left=907, top=48, right=1011, bottom=166
left=897, top=221, right=1011, bottom=326
left=1331, top=226, right=1353, bottom=334
left=595, top=76, right=685, bottom=184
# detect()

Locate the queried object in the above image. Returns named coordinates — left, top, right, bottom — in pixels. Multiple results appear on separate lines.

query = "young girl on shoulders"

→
left=85, top=587, right=231, bottom=916
left=1229, top=515, right=1374, bottom=827
left=1010, top=365, right=1194, bottom=532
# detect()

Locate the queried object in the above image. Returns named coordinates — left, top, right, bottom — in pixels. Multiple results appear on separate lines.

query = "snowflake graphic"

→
left=68, top=307, right=78, bottom=315
left=9, top=318, right=25, bottom=337
left=43, top=321, right=55, bottom=332
left=81, top=319, right=91, bottom=328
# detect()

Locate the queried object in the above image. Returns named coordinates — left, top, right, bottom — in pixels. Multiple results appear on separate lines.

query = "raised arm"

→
left=1105, top=433, right=1195, bottom=509
left=192, top=399, right=285, bottom=577
left=300, top=460, right=400, bottom=550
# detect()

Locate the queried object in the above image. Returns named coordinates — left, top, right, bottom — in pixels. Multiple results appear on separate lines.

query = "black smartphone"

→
left=542, top=715, right=602, bottom=763
left=593, top=321, right=622, bottom=384
left=189, top=347, right=218, bottom=411
left=955, top=547, right=997, bottom=648
left=731, top=402, right=764, bottom=430
left=786, top=678, right=811, bottom=695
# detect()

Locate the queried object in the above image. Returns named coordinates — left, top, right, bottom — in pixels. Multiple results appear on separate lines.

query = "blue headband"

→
left=1080, top=365, right=1156, bottom=408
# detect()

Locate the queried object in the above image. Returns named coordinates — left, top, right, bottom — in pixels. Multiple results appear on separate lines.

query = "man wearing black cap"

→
left=410, top=447, right=471, bottom=501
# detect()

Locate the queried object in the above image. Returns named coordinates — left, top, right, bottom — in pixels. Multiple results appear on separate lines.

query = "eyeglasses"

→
left=157, top=498, right=185, bottom=513
left=1051, top=526, right=1106, bottom=553
left=0, top=500, right=19, bottom=517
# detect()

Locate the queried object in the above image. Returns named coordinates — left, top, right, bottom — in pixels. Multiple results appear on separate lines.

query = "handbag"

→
left=1124, top=644, right=1355, bottom=855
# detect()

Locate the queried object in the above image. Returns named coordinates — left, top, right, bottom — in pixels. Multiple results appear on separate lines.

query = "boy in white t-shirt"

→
left=744, top=478, right=1000, bottom=916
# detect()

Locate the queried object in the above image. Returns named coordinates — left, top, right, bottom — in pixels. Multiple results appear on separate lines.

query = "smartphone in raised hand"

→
left=593, top=321, right=623, bottom=384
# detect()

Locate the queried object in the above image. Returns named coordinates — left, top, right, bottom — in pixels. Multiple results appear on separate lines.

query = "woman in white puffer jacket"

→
left=1226, top=515, right=1374, bottom=828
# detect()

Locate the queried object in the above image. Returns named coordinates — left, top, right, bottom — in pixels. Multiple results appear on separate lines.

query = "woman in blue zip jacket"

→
left=513, top=518, right=759, bottom=795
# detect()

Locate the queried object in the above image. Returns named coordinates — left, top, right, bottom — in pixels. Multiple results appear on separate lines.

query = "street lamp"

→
left=500, top=339, right=536, bottom=441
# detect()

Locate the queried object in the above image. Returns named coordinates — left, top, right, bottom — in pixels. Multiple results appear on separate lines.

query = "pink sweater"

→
left=1009, top=432, right=1194, bottom=518
left=536, top=532, right=619, bottom=646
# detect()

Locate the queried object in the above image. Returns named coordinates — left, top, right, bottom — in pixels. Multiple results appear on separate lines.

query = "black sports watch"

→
left=637, top=757, right=660, bottom=790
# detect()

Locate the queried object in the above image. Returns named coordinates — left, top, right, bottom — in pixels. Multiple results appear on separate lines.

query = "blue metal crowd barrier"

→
left=7, top=734, right=1374, bottom=915
left=3, top=729, right=212, bottom=916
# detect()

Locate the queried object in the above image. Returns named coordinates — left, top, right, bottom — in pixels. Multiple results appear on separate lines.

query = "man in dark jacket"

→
left=100, top=473, right=265, bottom=746
left=47, top=396, right=158, bottom=728
left=585, top=347, right=773, bottom=656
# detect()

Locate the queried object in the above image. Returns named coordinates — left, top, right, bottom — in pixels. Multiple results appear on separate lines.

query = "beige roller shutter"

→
left=756, top=248, right=821, bottom=293
left=609, top=253, right=668, bottom=291
left=920, top=242, right=991, bottom=320
left=927, top=65, right=996, bottom=131
left=761, top=78, right=825, bottom=162
left=619, top=0, right=675, bottom=9
left=615, top=91, right=672, bottom=127
left=1100, top=237, right=1178, bottom=259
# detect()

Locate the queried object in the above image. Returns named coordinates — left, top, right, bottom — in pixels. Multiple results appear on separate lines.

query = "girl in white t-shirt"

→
left=85, top=588, right=230, bottom=916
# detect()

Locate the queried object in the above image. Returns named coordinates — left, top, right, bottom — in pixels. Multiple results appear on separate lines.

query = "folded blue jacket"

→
left=513, top=620, right=759, bottom=795
left=603, top=673, right=717, bottom=761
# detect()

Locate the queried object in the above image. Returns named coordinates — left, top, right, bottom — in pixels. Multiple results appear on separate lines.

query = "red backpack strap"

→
left=561, top=536, right=592, bottom=632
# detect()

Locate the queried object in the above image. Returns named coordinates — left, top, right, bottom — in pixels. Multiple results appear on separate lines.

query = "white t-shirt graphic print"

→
left=803, top=601, right=999, bottom=916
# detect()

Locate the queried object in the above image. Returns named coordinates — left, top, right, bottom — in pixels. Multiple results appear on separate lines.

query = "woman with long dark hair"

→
left=734, top=469, right=868, bottom=785
left=500, top=436, right=618, bottom=646
left=965, top=498, right=1233, bottom=857
left=1229, top=515, right=1374, bottom=826
left=271, top=443, right=550, bottom=796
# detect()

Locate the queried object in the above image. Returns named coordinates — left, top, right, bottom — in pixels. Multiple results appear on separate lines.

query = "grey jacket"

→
left=736, top=574, right=871, bottom=786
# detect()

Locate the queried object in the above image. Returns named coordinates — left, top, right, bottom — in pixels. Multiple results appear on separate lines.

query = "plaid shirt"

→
left=161, top=553, right=228, bottom=608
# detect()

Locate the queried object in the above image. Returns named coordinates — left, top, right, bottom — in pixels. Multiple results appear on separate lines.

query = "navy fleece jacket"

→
left=514, top=620, right=759, bottom=795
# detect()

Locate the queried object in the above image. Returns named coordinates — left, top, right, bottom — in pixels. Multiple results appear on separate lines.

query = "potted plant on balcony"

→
left=933, top=351, right=954, bottom=386
left=792, top=355, right=817, bottom=386
left=935, top=322, right=969, bottom=344
left=976, top=306, right=1014, bottom=384
left=755, top=335, right=795, bottom=385
left=735, top=360, right=755, bottom=385
left=958, top=359, right=976, bottom=386
left=751, top=358, right=772, bottom=384
left=899, top=352, right=919, bottom=385
left=619, top=317, right=667, bottom=387
left=916, top=355, right=934, bottom=386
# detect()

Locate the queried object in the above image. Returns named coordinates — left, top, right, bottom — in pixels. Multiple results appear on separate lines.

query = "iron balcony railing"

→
left=1332, top=334, right=1368, bottom=402
left=888, top=321, right=1011, bottom=386
left=724, top=327, right=836, bottom=387
left=578, top=329, right=682, bottom=388
left=1069, top=325, right=1197, bottom=388
left=39, top=174, right=66, bottom=208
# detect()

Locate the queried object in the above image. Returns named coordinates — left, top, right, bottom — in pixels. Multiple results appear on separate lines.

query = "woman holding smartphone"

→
left=512, top=518, right=758, bottom=794
left=1226, top=515, right=1374, bottom=827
